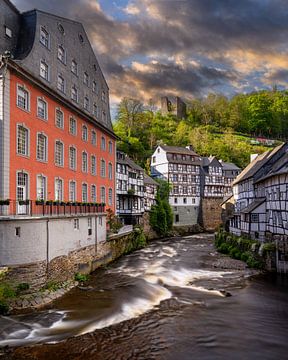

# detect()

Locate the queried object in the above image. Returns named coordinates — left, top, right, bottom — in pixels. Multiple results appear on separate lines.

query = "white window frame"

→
left=37, top=97, right=48, bottom=120
left=55, top=108, right=64, bottom=129
left=91, top=155, right=96, bottom=175
left=91, top=184, right=96, bottom=202
left=55, top=140, right=64, bottom=167
left=36, top=132, right=48, bottom=162
left=69, top=146, right=77, bottom=170
left=101, top=136, right=106, bottom=150
left=57, top=45, right=66, bottom=64
left=40, top=60, right=49, bottom=81
left=108, top=141, right=113, bottom=154
left=69, top=180, right=77, bottom=202
left=101, top=159, right=106, bottom=178
left=100, top=186, right=106, bottom=203
left=40, top=26, right=50, bottom=48
left=71, top=59, right=78, bottom=75
left=108, top=188, right=113, bottom=206
left=82, top=125, right=88, bottom=142
left=82, top=183, right=88, bottom=202
left=91, top=130, right=97, bottom=145
left=82, top=151, right=88, bottom=173
left=36, top=174, right=47, bottom=200
left=84, top=96, right=89, bottom=111
left=54, top=177, right=63, bottom=201
left=84, top=72, right=89, bottom=86
left=57, top=74, right=65, bottom=93
left=71, top=85, right=78, bottom=102
left=16, top=124, right=29, bottom=157
left=17, top=84, right=30, bottom=111
left=69, top=117, right=77, bottom=136
left=92, top=81, right=97, bottom=93
left=108, top=162, right=113, bottom=180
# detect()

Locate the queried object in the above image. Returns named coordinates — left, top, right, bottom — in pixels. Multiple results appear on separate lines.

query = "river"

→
left=1, top=233, right=288, bottom=360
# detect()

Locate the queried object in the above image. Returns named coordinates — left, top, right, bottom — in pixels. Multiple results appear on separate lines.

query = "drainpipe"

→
left=46, top=219, right=50, bottom=276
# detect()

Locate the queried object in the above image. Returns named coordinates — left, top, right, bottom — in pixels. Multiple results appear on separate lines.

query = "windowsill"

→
left=39, top=76, right=50, bottom=82
left=16, top=105, right=30, bottom=113
left=55, top=125, right=64, bottom=131
left=36, top=159, right=48, bottom=163
left=17, top=153, right=30, bottom=159
left=55, top=163, right=64, bottom=168
left=37, top=116, right=48, bottom=122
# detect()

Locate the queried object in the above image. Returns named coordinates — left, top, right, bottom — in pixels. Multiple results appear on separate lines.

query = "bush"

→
left=74, top=273, right=89, bottom=282
left=43, top=281, right=62, bottom=292
left=0, top=300, right=9, bottom=315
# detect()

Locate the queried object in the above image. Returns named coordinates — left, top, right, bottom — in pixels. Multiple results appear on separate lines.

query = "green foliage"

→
left=106, top=208, right=122, bottom=234
left=16, top=283, right=30, bottom=293
left=74, top=273, right=90, bottom=282
left=149, top=180, right=173, bottom=237
left=43, top=281, right=62, bottom=292
left=124, top=227, right=147, bottom=254
left=215, top=230, right=265, bottom=269
left=0, top=283, right=16, bottom=315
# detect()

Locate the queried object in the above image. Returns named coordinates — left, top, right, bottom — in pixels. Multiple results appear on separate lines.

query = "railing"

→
left=0, top=200, right=105, bottom=217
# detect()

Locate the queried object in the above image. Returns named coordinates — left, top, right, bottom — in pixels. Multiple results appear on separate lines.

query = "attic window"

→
left=79, top=34, right=84, bottom=43
left=5, top=26, right=12, bottom=38
left=58, top=23, right=64, bottom=34
left=94, top=64, right=97, bottom=72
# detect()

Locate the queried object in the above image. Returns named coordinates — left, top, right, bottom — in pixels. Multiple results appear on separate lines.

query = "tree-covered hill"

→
left=113, top=90, right=286, bottom=171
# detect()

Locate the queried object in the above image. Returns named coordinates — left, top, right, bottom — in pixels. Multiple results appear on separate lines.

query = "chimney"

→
left=186, top=145, right=194, bottom=151
left=250, top=154, right=258, bottom=163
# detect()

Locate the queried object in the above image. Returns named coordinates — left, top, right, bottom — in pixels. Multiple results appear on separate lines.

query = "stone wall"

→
left=201, top=198, right=224, bottom=231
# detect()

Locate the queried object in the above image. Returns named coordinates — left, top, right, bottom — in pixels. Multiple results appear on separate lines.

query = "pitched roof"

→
left=241, top=198, right=266, bottom=214
left=160, top=145, right=199, bottom=156
left=232, top=144, right=285, bottom=185
left=144, top=174, right=159, bottom=186
left=125, top=157, right=144, bottom=172
left=220, top=161, right=241, bottom=171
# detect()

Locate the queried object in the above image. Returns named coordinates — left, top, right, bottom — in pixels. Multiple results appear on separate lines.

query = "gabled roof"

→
left=159, top=145, right=199, bottom=157
left=256, top=153, right=288, bottom=183
left=220, top=161, right=241, bottom=171
left=202, top=156, right=222, bottom=168
left=241, top=198, right=266, bottom=214
left=125, top=157, right=144, bottom=172
left=144, top=174, right=159, bottom=186
left=233, top=144, right=284, bottom=185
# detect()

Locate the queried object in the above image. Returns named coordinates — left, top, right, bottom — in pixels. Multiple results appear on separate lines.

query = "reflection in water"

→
left=1, top=234, right=288, bottom=360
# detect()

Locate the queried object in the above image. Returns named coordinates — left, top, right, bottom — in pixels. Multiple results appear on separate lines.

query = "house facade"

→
left=226, top=143, right=288, bottom=272
left=151, top=145, right=202, bottom=226
left=0, top=1, right=116, bottom=286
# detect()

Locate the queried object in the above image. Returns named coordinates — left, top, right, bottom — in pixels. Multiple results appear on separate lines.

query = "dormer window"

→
left=71, top=60, right=78, bottom=75
left=58, top=45, right=66, bottom=64
left=84, top=96, right=89, bottom=111
left=101, top=90, right=106, bottom=102
left=71, top=86, right=78, bottom=102
left=57, top=74, right=65, bottom=93
left=92, top=81, right=98, bottom=93
left=40, top=60, right=49, bottom=81
left=40, top=27, right=49, bottom=48
left=93, top=103, right=98, bottom=117
left=84, top=72, right=89, bottom=86
left=5, top=26, right=12, bottom=38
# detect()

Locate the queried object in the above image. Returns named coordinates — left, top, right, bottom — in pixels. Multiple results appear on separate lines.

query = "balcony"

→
left=0, top=200, right=105, bottom=218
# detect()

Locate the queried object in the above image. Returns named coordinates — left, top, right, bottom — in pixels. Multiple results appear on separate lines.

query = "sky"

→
left=13, top=0, right=288, bottom=114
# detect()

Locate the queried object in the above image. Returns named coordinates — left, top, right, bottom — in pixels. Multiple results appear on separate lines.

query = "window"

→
left=36, top=133, right=47, bottom=161
left=40, top=27, right=49, bottom=48
left=55, top=109, right=64, bottom=129
left=17, top=125, right=29, bottom=156
left=74, top=218, right=79, bottom=230
left=101, top=159, right=106, bottom=177
left=37, top=175, right=46, bottom=200
left=17, top=172, right=28, bottom=202
left=183, top=198, right=187, bottom=204
left=91, top=155, right=96, bottom=175
left=57, top=45, right=66, bottom=63
left=55, top=178, right=63, bottom=201
left=91, top=130, right=96, bottom=145
left=69, top=181, right=76, bottom=202
left=108, top=188, right=113, bottom=206
left=15, top=227, right=20, bottom=237
left=37, top=98, right=47, bottom=120
left=101, top=136, right=106, bottom=150
left=40, top=60, right=49, bottom=81
left=55, top=141, right=64, bottom=166
left=82, top=125, right=88, bottom=141
left=71, top=86, right=78, bottom=102
left=84, top=72, right=89, bottom=86
left=71, top=60, right=78, bottom=75
left=93, top=103, right=98, bottom=117
left=100, top=186, right=106, bottom=203
left=92, top=81, right=97, bottom=93
left=5, top=26, right=12, bottom=38
left=82, top=152, right=88, bottom=173
left=17, top=85, right=29, bottom=110
left=108, top=141, right=113, bottom=154
left=69, top=146, right=76, bottom=170
left=174, top=198, right=178, bottom=204
left=84, top=96, right=89, bottom=111
left=69, top=117, right=77, bottom=135
left=91, top=185, right=96, bottom=202
left=57, top=74, right=65, bottom=93
left=82, top=183, right=88, bottom=202
left=108, top=162, right=113, bottom=180
left=88, top=217, right=92, bottom=235
left=152, top=156, right=156, bottom=163
left=102, top=111, right=106, bottom=123
left=251, top=213, right=259, bottom=223
left=101, top=90, right=105, bottom=102
left=175, top=214, right=179, bottom=223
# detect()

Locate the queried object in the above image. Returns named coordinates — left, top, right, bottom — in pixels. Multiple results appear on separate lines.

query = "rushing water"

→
left=1, top=234, right=288, bottom=360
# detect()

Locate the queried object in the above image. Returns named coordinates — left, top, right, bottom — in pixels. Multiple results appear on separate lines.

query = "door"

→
left=17, top=172, right=28, bottom=215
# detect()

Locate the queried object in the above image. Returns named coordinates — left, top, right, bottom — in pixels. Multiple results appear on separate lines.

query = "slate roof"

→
left=160, top=145, right=199, bottom=156
left=220, top=161, right=241, bottom=171
left=241, top=198, right=266, bottom=214
left=144, top=174, right=159, bottom=186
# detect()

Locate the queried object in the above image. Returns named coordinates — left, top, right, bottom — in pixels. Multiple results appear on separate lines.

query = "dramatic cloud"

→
left=13, top=0, right=288, bottom=112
